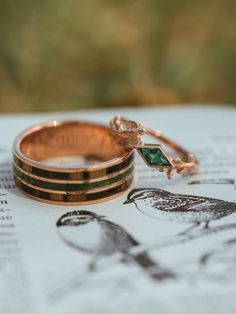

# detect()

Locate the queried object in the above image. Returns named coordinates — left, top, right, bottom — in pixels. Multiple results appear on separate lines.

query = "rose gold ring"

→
left=13, top=120, right=134, bottom=205
left=110, top=115, right=199, bottom=179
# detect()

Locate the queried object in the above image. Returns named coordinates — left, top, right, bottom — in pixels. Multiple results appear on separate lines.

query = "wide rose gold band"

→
left=13, top=120, right=134, bottom=205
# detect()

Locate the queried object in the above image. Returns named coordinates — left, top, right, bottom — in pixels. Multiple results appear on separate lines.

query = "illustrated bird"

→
left=56, top=210, right=175, bottom=281
left=124, top=188, right=236, bottom=230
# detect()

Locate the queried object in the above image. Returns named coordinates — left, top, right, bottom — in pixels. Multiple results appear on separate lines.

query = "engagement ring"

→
left=110, top=115, right=199, bottom=179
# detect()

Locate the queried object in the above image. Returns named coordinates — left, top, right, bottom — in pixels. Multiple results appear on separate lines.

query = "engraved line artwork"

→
left=122, top=188, right=236, bottom=287
left=188, top=178, right=236, bottom=190
left=124, top=188, right=236, bottom=235
left=56, top=210, right=174, bottom=281
left=123, top=188, right=236, bottom=277
left=49, top=190, right=236, bottom=304
left=49, top=210, right=175, bottom=303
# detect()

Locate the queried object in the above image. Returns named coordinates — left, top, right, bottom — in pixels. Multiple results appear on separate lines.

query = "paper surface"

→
left=0, top=106, right=236, bottom=314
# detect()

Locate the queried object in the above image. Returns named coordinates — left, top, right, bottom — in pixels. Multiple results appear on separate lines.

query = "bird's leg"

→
left=118, top=250, right=133, bottom=264
left=178, top=222, right=201, bottom=238
left=88, top=253, right=118, bottom=272
left=88, top=255, right=101, bottom=272
left=202, top=221, right=216, bottom=235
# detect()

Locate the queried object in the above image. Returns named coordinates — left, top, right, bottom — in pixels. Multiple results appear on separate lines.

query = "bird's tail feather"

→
left=125, top=252, right=176, bottom=281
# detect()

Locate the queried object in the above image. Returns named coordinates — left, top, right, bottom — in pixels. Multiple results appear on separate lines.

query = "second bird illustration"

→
left=124, top=188, right=236, bottom=231
left=56, top=210, right=175, bottom=281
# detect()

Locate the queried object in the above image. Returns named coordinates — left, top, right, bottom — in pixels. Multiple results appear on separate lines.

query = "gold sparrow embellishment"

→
left=110, top=115, right=199, bottom=180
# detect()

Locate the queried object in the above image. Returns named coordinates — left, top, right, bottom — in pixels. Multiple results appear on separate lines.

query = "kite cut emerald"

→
left=137, top=145, right=172, bottom=167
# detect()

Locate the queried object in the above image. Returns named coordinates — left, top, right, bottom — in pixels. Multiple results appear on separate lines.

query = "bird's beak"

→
left=123, top=199, right=134, bottom=204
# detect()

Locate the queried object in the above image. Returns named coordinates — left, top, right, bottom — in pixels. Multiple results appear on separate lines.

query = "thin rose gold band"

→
left=110, top=115, right=199, bottom=179
left=13, top=120, right=134, bottom=204
left=143, top=123, right=199, bottom=173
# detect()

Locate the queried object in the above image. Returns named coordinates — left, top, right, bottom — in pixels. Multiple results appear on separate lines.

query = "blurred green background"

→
left=0, top=0, right=235, bottom=113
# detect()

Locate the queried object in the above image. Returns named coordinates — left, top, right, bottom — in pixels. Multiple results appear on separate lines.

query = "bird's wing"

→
left=99, top=219, right=139, bottom=251
left=154, top=194, right=219, bottom=212
left=167, top=193, right=236, bottom=212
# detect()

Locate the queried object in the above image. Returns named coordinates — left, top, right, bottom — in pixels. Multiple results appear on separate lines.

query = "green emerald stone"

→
left=137, top=146, right=172, bottom=167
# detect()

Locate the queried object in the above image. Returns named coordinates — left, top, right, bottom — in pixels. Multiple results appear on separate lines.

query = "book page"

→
left=0, top=106, right=236, bottom=314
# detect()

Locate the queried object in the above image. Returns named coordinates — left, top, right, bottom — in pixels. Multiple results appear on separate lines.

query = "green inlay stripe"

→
left=14, top=164, right=134, bottom=192
left=13, top=152, right=134, bottom=181
left=14, top=174, right=133, bottom=203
